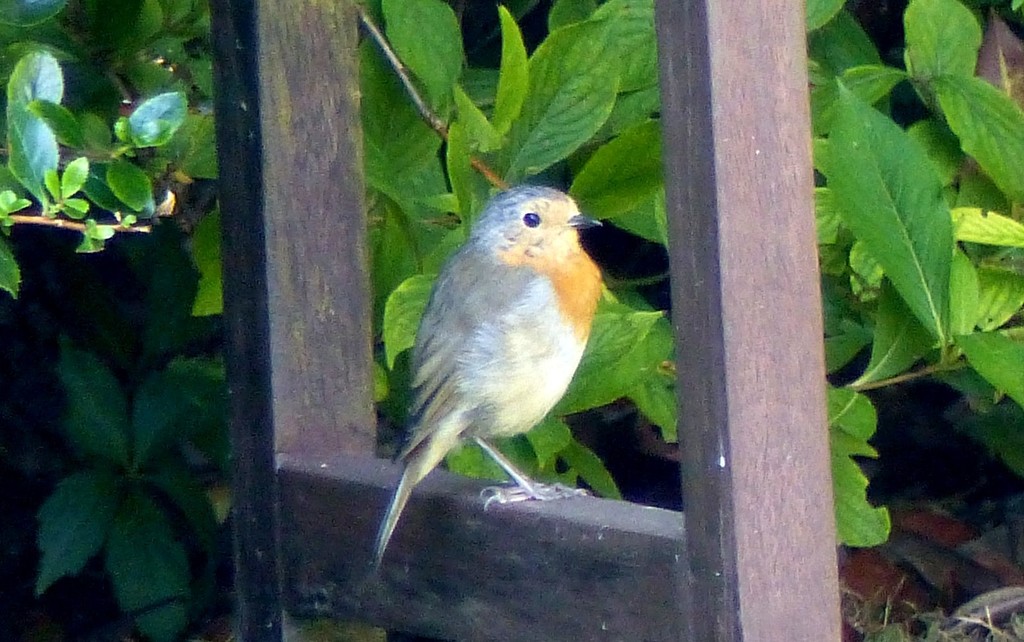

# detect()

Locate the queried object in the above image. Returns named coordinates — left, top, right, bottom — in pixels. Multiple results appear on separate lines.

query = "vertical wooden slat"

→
left=654, top=0, right=841, bottom=640
left=209, top=1, right=281, bottom=638
left=211, top=0, right=372, bottom=638
left=257, top=0, right=374, bottom=458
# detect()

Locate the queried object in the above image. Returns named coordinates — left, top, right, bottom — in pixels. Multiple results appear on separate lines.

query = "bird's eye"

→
left=523, top=212, right=541, bottom=228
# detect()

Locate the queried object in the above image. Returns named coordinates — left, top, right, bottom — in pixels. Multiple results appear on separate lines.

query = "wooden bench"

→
left=209, top=0, right=840, bottom=639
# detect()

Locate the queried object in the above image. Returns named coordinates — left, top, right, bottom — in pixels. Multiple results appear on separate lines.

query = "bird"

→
left=373, top=185, right=603, bottom=568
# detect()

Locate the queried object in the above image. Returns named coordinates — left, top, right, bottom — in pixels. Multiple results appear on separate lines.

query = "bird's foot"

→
left=480, top=482, right=589, bottom=510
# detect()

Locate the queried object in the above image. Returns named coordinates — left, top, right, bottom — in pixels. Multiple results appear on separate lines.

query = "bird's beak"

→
left=568, top=214, right=602, bottom=229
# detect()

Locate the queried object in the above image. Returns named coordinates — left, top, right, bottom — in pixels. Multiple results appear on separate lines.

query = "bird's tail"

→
left=373, top=466, right=417, bottom=569
left=373, top=413, right=466, bottom=568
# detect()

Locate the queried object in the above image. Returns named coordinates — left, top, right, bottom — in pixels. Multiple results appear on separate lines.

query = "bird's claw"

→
left=480, top=482, right=589, bottom=510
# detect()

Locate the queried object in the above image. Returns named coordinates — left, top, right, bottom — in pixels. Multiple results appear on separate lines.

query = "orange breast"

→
left=540, top=250, right=602, bottom=341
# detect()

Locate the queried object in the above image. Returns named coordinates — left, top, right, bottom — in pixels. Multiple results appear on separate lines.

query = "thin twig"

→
left=847, top=361, right=961, bottom=392
left=357, top=8, right=509, bottom=190
left=8, top=213, right=151, bottom=234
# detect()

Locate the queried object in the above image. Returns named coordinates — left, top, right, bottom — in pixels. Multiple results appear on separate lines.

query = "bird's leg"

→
left=474, top=437, right=589, bottom=509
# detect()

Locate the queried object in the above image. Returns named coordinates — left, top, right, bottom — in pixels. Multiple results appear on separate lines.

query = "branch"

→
left=357, top=8, right=509, bottom=190
left=847, top=361, right=961, bottom=393
left=8, top=213, right=151, bottom=234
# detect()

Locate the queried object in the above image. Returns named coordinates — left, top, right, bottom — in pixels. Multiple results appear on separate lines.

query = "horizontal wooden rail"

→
left=278, top=454, right=684, bottom=641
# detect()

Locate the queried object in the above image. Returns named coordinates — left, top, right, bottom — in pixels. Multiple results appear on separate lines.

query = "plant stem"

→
left=847, top=361, right=962, bottom=392
left=357, top=8, right=509, bottom=190
left=7, top=213, right=151, bottom=234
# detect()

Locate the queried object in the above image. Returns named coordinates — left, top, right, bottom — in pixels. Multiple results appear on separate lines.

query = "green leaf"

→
left=7, top=51, right=62, bottom=205
left=493, top=5, right=529, bottom=135
left=949, top=250, right=979, bottom=336
left=592, top=0, right=657, bottom=92
left=157, top=114, right=218, bottom=179
left=559, top=439, right=621, bottom=500
left=811, top=65, right=907, bottom=135
left=570, top=119, right=663, bottom=220
left=61, top=157, right=89, bottom=199
left=43, top=168, right=60, bottom=202
left=132, top=358, right=225, bottom=468
left=128, top=92, right=187, bottom=147
left=105, top=490, right=189, bottom=642
left=80, top=112, right=112, bottom=152
left=452, top=85, right=501, bottom=152
left=952, top=207, right=1024, bottom=247
left=907, top=119, right=963, bottom=187
left=549, top=0, right=596, bottom=30
left=807, top=0, right=845, bottom=31
left=526, top=416, right=573, bottom=467
left=35, top=469, right=120, bottom=594
left=815, top=187, right=840, bottom=244
left=935, top=75, right=1024, bottom=203
left=954, top=401, right=1024, bottom=478
left=446, top=123, right=473, bottom=228
left=27, top=99, right=84, bottom=148
left=903, top=0, right=981, bottom=80
left=383, top=274, right=435, bottom=368
left=825, top=85, right=952, bottom=343
left=807, top=10, right=881, bottom=76
left=611, top=191, right=667, bottom=246
left=58, top=344, right=131, bottom=467
left=0, top=0, right=68, bottom=25
left=827, top=387, right=890, bottom=547
left=854, top=284, right=934, bottom=385
left=627, top=361, right=677, bottom=441
left=976, top=267, right=1024, bottom=332
left=106, top=159, right=155, bottom=214
left=957, top=331, right=1024, bottom=409
left=0, top=189, right=31, bottom=215
left=382, top=0, right=463, bottom=113
left=191, top=210, right=222, bottom=316
left=502, top=19, right=619, bottom=180
left=62, top=198, right=89, bottom=219
left=0, top=237, right=20, bottom=298
left=560, top=306, right=669, bottom=414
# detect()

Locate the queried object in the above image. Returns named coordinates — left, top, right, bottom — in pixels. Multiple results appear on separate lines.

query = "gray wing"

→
left=396, top=247, right=534, bottom=461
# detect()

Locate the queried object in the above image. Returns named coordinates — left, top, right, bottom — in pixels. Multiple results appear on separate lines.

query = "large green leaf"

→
left=6, top=51, right=62, bottom=205
left=975, top=267, right=1024, bottom=332
left=383, top=273, right=435, bottom=368
left=957, top=331, right=1024, bottom=409
left=105, top=491, right=189, bottom=642
left=58, top=344, right=131, bottom=467
left=854, top=284, right=934, bottom=385
left=570, top=119, right=663, bottom=220
left=825, top=85, right=952, bottom=343
left=0, top=0, right=68, bottom=25
left=127, top=92, right=186, bottom=147
left=935, top=75, right=1024, bottom=203
left=949, top=250, right=979, bottom=336
left=807, top=0, right=845, bottom=31
left=559, top=304, right=668, bottom=414
left=106, top=159, right=155, bottom=215
left=827, top=387, right=890, bottom=547
left=382, top=0, right=463, bottom=113
left=492, top=5, right=528, bottom=135
left=0, top=236, right=20, bottom=298
left=132, top=358, right=225, bottom=469
left=903, top=0, right=980, bottom=80
left=592, top=0, right=657, bottom=92
left=952, top=207, right=1024, bottom=247
left=502, top=19, right=619, bottom=180
left=559, top=438, right=621, bottom=500
left=811, top=64, right=907, bottom=135
left=191, top=209, right=222, bottom=316
left=35, top=469, right=120, bottom=594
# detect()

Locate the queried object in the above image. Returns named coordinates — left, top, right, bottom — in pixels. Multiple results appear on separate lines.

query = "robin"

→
left=373, top=185, right=603, bottom=567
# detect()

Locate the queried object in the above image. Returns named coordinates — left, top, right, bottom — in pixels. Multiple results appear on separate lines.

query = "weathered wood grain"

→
left=279, top=454, right=684, bottom=642
left=655, top=0, right=841, bottom=640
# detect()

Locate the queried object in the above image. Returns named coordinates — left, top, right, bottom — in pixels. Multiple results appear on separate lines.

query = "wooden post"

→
left=655, top=0, right=841, bottom=639
left=210, top=0, right=373, bottom=639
